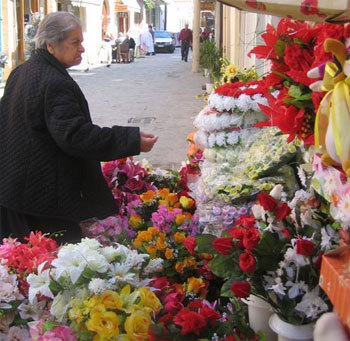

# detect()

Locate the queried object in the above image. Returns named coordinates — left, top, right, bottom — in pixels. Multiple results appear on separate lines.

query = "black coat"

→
left=0, top=49, right=140, bottom=221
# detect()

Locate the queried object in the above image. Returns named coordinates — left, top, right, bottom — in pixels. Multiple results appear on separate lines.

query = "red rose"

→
left=234, top=215, right=256, bottom=229
left=159, top=312, right=174, bottom=325
left=296, top=238, right=316, bottom=256
left=150, top=276, right=170, bottom=291
left=243, top=228, right=260, bottom=250
left=123, top=177, right=144, bottom=192
left=213, top=237, right=234, bottom=255
left=239, top=252, right=256, bottom=273
left=257, top=192, right=277, bottom=212
left=164, top=300, right=184, bottom=314
left=200, top=306, right=221, bottom=326
left=174, top=308, right=207, bottom=336
left=274, top=203, right=291, bottom=221
left=188, top=300, right=203, bottom=309
left=183, top=237, right=196, bottom=255
left=228, top=227, right=245, bottom=249
left=230, top=281, right=251, bottom=298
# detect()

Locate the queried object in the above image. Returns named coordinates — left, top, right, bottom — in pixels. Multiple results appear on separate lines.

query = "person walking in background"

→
left=0, top=12, right=158, bottom=244
left=148, top=25, right=155, bottom=55
left=179, top=24, right=192, bottom=62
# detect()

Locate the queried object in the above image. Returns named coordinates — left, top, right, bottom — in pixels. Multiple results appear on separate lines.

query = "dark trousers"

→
left=181, top=40, right=190, bottom=61
left=0, top=206, right=82, bottom=245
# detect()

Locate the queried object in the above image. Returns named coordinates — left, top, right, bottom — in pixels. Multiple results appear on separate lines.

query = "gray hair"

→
left=34, top=12, right=82, bottom=49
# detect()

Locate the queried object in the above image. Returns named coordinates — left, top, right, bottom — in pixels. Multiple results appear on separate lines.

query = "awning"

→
left=216, top=0, right=350, bottom=23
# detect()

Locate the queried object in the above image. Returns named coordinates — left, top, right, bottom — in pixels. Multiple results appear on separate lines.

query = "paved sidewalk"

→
left=70, top=49, right=206, bottom=169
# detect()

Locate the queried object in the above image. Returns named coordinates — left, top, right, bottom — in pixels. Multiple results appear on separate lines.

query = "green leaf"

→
left=209, top=254, right=238, bottom=279
left=74, top=330, right=96, bottom=341
left=288, top=85, right=302, bottom=99
left=196, top=234, right=217, bottom=254
left=42, top=321, right=62, bottom=333
left=275, top=40, right=286, bottom=57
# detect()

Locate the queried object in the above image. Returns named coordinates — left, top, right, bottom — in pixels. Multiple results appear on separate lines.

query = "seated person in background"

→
left=123, top=34, right=136, bottom=62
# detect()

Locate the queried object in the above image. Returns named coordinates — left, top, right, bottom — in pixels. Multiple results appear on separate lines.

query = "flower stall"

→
left=2, top=15, right=350, bottom=341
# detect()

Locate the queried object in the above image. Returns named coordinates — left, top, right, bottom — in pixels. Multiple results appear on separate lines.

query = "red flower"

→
left=173, top=308, right=207, bottom=336
left=239, top=252, right=256, bottom=273
left=230, top=281, right=251, bottom=298
left=164, top=300, right=184, bottom=314
left=300, top=0, right=319, bottom=16
left=158, top=312, right=174, bottom=325
left=245, top=0, right=266, bottom=10
left=220, top=337, right=237, bottom=341
left=213, top=237, right=234, bottom=255
left=183, top=237, right=196, bottom=255
left=229, top=227, right=245, bottom=249
left=242, top=228, right=260, bottom=250
left=296, top=238, right=316, bottom=256
left=313, top=251, right=324, bottom=269
left=234, top=215, right=256, bottom=229
left=200, top=305, right=221, bottom=326
left=274, top=203, right=291, bottom=221
left=257, top=192, right=277, bottom=212
left=188, top=300, right=203, bottom=309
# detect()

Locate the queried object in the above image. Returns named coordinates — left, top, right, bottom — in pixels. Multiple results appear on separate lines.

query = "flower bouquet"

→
left=205, top=185, right=342, bottom=325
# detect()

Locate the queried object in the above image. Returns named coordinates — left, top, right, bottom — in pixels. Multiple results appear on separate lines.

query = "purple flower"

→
left=212, top=207, right=221, bottom=216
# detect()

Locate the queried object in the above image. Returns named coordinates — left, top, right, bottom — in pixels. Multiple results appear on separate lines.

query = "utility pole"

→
left=192, top=0, right=200, bottom=72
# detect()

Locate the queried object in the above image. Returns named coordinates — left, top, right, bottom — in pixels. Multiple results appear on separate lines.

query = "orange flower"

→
left=175, top=261, right=184, bottom=273
left=166, top=193, right=179, bottom=207
left=184, top=212, right=192, bottom=220
left=165, top=248, right=174, bottom=260
left=156, top=238, right=167, bottom=251
left=146, top=245, right=157, bottom=255
left=129, top=215, right=143, bottom=229
left=175, top=214, right=186, bottom=226
left=200, top=253, right=213, bottom=260
left=138, top=231, right=152, bottom=242
left=187, top=277, right=205, bottom=294
left=174, top=232, right=185, bottom=244
left=133, top=238, right=142, bottom=249
left=140, top=190, right=156, bottom=204
left=187, top=132, right=195, bottom=142
left=187, top=142, right=198, bottom=158
left=158, top=188, right=170, bottom=199
left=184, top=256, right=197, bottom=268
left=148, top=227, right=159, bottom=236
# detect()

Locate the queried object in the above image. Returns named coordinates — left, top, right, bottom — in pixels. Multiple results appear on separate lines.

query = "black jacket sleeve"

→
left=44, top=79, right=140, bottom=161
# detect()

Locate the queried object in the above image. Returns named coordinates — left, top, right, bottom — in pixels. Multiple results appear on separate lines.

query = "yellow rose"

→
left=164, top=248, right=174, bottom=260
left=138, top=287, right=162, bottom=313
left=100, top=290, right=123, bottom=311
left=129, top=215, right=143, bottom=229
left=175, top=214, right=186, bottom=226
left=124, top=309, right=153, bottom=340
left=86, top=310, right=120, bottom=339
left=179, top=196, right=194, bottom=209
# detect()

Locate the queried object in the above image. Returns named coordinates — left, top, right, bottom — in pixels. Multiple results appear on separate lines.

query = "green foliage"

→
left=144, top=0, right=155, bottom=10
left=199, top=40, right=222, bottom=82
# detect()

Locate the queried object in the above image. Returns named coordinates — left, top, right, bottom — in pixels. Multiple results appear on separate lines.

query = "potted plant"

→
left=199, top=40, right=222, bottom=93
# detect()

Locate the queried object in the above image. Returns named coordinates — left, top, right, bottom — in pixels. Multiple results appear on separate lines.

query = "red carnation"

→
left=174, top=308, right=207, bottom=336
left=213, top=237, right=234, bottom=255
left=230, top=281, right=251, bottom=298
left=183, top=237, right=196, bottom=255
left=296, top=238, right=316, bottom=257
left=257, top=192, right=277, bottom=212
left=243, top=228, right=260, bottom=250
left=200, top=305, right=221, bottom=326
left=274, top=203, right=291, bottom=221
left=234, top=215, right=256, bottom=229
left=239, top=252, right=256, bottom=273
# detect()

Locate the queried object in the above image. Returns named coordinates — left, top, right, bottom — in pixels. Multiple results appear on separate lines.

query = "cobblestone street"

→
left=69, top=48, right=206, bottom=169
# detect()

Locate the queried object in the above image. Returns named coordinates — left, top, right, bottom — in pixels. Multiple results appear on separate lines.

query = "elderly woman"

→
left=0, top=12, right=158, bottom=243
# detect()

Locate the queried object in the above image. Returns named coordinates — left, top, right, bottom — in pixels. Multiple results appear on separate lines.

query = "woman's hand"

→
left=140, top=131, right=158, bottom=152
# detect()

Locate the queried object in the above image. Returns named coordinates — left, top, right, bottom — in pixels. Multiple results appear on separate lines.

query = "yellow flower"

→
left=129, top=215, right=143, bottom=229
left=86, top=310, right=120, bottom=339
left=184, top=256, right=197, bottom=268
left=187, top=277, right=205, bottom=294
left=175, top=261, right=184, bottom=273
left=175, top=214, right=186, bottom=226
left=165, top=248, right=174, bottom=260
left=225, top=64, right=238, bottom=75
left=138, top=287, right=162, bottom=313
left=100, top=290, right=123, bottom=311
left=124, top=309, right=153, bottom=340
left=146, top=245, right=157, bottom=255
left=120, top=285, right=140, bottom=314
left=68, top=298, right=86, bottom=324
left=179, top=196, right=194, bottom=209
left=140, top=190, right=156, bottom=204
left=174, top=232, right=185, bottom=244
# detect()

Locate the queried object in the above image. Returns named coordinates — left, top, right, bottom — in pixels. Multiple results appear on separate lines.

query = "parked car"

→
left=154, top=30, right=176, bottom=53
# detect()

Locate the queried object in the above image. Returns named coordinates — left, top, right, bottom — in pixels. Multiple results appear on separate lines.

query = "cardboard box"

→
left=218, top=0, right=350, bottom=23
left=319, top=246, right=350, bottom=334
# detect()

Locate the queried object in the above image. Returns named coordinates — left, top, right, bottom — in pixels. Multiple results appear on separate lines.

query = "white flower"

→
left=226, top=131, right=239, bottom=146
left=50, top=290, right=74, bottom=322
left=285, top=247, right=309, bottom=267
left=286, top=280, right=307, bottom=299
left=143, top=258, right=164, bottom=275
left=271, top=277, right=286, bottom=296
left=100, top=246, right=119, bottom=263
left=338, top=193, right=350, bottom=219
left=18, top=297, right=46, bottom=320
left=84, top=251, right=109, bottom=273
left=269, top=184, right=283, bottom=200
left=78, top=238, right=101, bottom=251
left=88, top=278, right=110, bottom=295
left=215, top=132, right=226, bottom=147
left=297, top=166, right=307, bottom=188
left=7, top=326, right=30, bottom=341
left=295, top=286, right=329, bottom=319
left=27, top=262, right=54, bottom=303
left=252, top=204, right=265, bottom=219
left=108, top=263, right=136, bottom=285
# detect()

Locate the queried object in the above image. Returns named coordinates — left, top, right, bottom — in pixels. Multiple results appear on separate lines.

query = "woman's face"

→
left=47, top=27, right=85, bottom=68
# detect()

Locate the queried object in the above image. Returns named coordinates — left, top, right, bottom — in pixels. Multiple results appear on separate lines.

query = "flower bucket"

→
left=269, top=314, right=314, bottom=341
left=242, top=295, right=277, bottom=341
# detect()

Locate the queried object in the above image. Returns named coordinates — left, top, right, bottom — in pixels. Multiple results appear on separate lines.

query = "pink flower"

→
left=7, top=326, right=29, bottom=340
